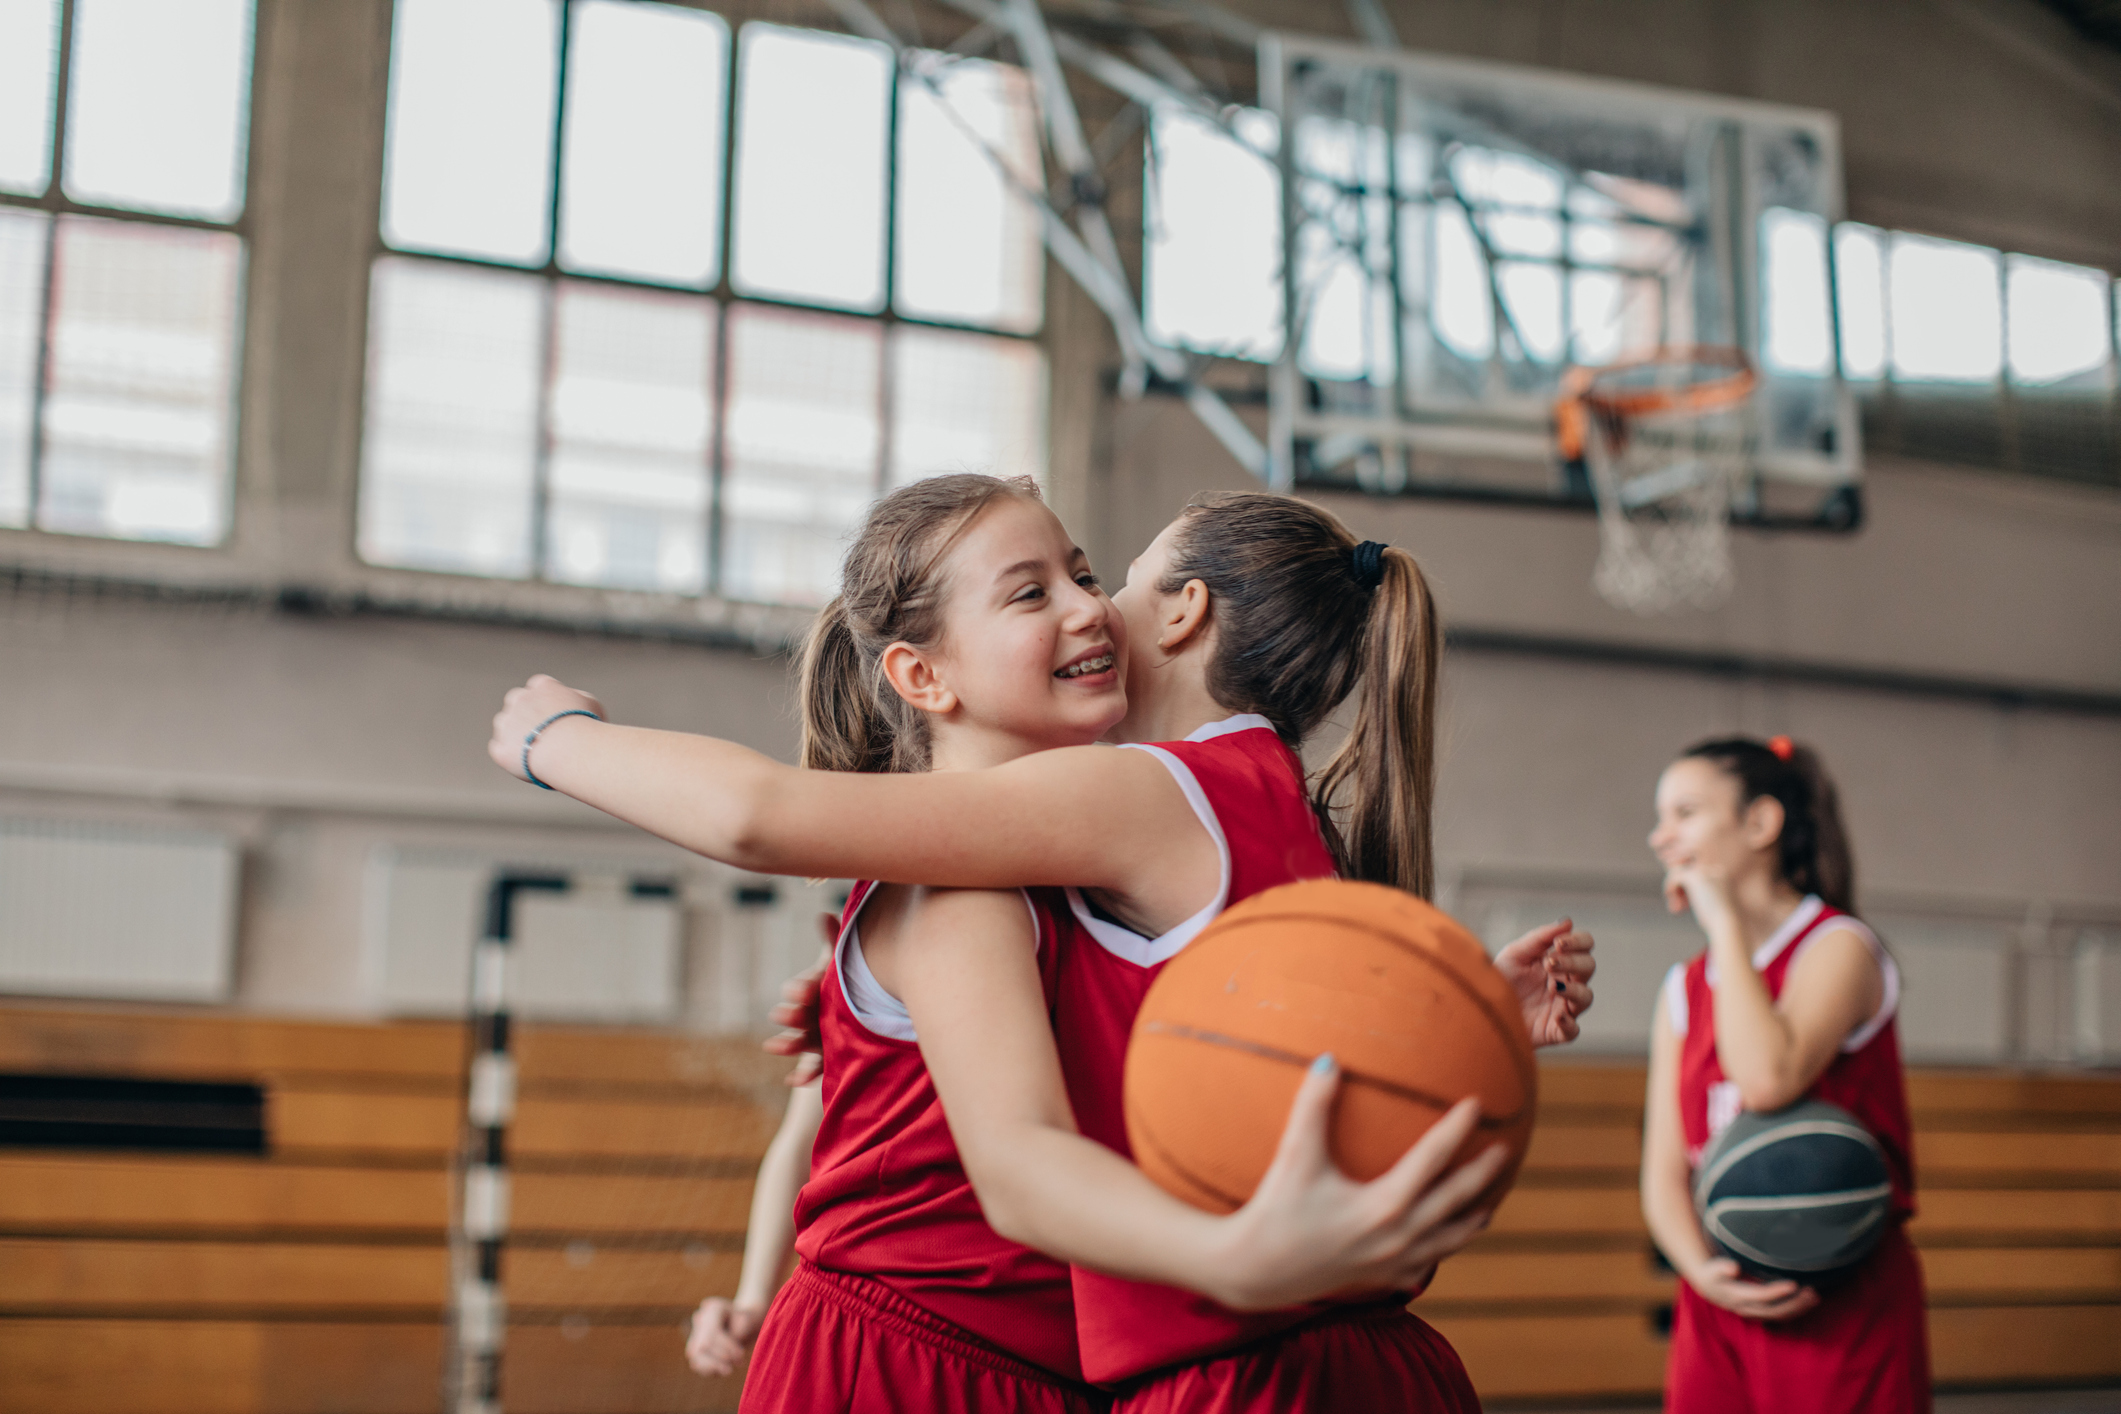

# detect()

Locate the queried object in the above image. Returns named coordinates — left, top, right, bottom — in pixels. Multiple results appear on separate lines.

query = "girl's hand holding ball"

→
left=1683, top=1255, right=1820, bottom=1323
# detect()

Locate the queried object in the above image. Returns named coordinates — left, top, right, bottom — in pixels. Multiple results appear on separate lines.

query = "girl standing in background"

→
left=1640, top=735, right=1928, bottom=1413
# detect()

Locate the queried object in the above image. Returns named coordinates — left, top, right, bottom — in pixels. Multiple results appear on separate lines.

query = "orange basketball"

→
left=1123, top=878, right=1536, bottom=1214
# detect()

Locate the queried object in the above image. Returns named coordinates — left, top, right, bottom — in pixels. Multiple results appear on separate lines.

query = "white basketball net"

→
left=1576, top=368, right=1756, bottom=615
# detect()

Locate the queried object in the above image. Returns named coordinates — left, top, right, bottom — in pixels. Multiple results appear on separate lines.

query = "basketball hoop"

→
left=1556, top=347, right=1759, bottom=614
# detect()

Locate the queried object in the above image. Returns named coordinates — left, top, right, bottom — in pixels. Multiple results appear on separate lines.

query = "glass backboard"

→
left=1261, top=34, right=1859, bottom=518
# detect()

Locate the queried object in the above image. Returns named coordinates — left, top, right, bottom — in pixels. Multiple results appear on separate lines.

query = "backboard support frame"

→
left=1259, top=33, right=1863, bottom=532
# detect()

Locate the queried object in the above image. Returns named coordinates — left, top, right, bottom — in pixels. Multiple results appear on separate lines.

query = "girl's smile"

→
left=1055, top=647, right=1117, bottom=683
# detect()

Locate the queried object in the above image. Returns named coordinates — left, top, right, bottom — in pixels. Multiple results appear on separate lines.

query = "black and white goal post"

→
left=448, top=873, right=567, bottom=1414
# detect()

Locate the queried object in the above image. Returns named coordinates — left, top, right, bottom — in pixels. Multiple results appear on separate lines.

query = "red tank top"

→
left=1051, top=715, right=1347, bottom=1383
left=1671, top=896, right=1917, bottom=1219
left=793, top=880, right=1083, bottom=1380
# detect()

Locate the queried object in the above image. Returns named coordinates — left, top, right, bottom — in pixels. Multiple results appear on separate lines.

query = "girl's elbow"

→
left=986, top=1208, right=1035, bottom=1248
left=972, top=1188, right=1037, bottom=1247
left=956, top=1151, right=1035, bottom=1244
left=1735, top=1074, right=1804, bottom=1113
left=1641, top=1159, right=1688, bottom=1220
left=720, top=777, right=783, bottom=871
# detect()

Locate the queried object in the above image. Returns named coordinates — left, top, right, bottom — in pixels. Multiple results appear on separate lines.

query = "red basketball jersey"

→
left=1051, top=715, right=1347, bottom=1383
left=792, top=880, right=1084, bottom=1381
left=1669, top=896, right=1916, bottom=1218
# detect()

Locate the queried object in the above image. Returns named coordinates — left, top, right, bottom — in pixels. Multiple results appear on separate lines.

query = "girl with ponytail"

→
left=1132, top=493, right=1442, bottom=897
left=490, top=487, right=1594, bottom=1413
left=1641, top=736, right=1929, bottom=1412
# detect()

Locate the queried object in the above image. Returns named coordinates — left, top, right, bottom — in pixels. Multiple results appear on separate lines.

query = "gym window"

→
left=1799, top=224, right=2120, bottom=486
left=0, top=0, right=253, bottom=547
left=359, top=0, right=1048, bottom=606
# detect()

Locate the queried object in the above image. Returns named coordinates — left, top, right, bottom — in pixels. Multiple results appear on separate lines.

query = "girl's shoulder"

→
left=1808, top=905, right=1880, bottom=947
left=1785, top=904, right=1899, bottom=1053
left=1133, top=713, right=1304, bottom=794
left=1787, top=903, right=1887, bottom=978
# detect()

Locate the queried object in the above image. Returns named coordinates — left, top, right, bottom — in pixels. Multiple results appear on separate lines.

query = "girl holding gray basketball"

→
left=1642, top=736, right=1929, bottom=1412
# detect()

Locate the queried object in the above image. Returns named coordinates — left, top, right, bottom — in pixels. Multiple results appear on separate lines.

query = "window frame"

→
left=1833, top=223, right=2120, bottom=486
left=0, top=0, right=259, bottom=547
left=362, top=0, right=1049, bottom=604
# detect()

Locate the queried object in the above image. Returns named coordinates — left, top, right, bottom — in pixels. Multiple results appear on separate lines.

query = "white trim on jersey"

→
left=1664, top=962, right=1690, bottom=1037
left=1182, top=712, right=1276, bottom=744
left=1062, top=714, right=1264, bottom=969
left=835, top=886, right=1044, bottom=1043
left=1674, top=895, right=1899, bottom=1052
left=1788, top=912, right=1902, bottom=1053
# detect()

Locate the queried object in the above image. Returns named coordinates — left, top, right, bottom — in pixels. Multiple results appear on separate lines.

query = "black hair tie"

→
left=1350, top=540, right=1389, bottom=590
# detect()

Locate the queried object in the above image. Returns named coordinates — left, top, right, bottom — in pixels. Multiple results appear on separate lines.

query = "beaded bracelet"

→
left=522, top=709, right=601, bottom=790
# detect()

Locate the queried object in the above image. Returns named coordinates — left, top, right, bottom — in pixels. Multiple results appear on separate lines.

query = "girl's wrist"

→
left=522, top=709, right=600, bottom=789
left=1675, top=1250, right=1719, bottom=1286
left=1200, top=1210, right=1275, bottom=1311
left=1703, top=915, right=1747, bottom=957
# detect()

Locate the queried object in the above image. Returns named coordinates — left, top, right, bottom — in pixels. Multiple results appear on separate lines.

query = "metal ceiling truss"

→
left=828, top=0, right=1280, bottom=479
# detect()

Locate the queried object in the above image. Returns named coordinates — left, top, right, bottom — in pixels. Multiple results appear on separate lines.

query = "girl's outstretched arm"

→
left=887, top=886, right=1505, bottom=1310
left=488, top=676, right=1216, bottom=929
left=685, top=1079, right=823, bottom=1377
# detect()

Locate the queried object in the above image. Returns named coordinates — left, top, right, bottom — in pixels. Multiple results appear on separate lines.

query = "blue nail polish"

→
left=1310, top=1052, right=1335, bottom=1075
left=1555, top=979, right=1567, bottom=994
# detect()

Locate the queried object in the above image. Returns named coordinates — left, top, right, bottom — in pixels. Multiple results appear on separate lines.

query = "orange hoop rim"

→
left=1555, top=346, right=1758, bottom=462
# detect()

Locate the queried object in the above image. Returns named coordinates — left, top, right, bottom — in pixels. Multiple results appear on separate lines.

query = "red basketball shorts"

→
left=1110, top=1303, right=1481, bottom=1414
left=1667, top=1224, right=1931, bottom=1414
left=740, top=1262, right=1110, bottom=1414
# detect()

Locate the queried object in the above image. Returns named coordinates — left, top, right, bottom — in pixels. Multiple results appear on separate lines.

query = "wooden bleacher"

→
left=0, top=1004, right=777, bottom=1414
left=2, top=1005, right=2117, bottom=1412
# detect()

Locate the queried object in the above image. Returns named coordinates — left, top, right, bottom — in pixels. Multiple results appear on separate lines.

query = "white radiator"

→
left=0, top=817, right=240, bottom=1002
left=365, top=848, right=684, bottom=1023
left=1868, top=913, right=2014, bottom=1064
left=2076, top=933, right=2121, bottom=1064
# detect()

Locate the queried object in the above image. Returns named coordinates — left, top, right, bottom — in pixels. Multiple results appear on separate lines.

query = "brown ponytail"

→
left=798, top=473, right=1043, bottom=775
left=1680, top=736, right=1857, bottom=912
left=798, top=598, right=894, bottom=773
left=1785, top=741, right=1856, bottom=913
left=1313, top=547, right=1441, bottom=898
left=1158, top=493, right=1442, bottom=897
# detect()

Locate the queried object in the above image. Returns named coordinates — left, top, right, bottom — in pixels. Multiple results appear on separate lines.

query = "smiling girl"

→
left=1640, top=736, right=1927, bottom=1412
left=492, top=482, right=1592, bottom=1412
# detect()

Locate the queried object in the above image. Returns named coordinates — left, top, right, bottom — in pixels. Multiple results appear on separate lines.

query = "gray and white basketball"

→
left=1693, top=1098, right=1893, bottom=1286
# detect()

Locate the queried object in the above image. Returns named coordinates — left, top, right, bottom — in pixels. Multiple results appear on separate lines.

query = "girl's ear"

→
left=1742, top=794, right=1786, bottom=853
left=879, top=641, right=958, bottom=717
left=1156, top=578, right=1213, bottom=653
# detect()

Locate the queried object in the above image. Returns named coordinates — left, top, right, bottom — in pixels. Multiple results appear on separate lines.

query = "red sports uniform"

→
left=1053, top=714, right=1481, bottom=1413
left=1664, top=896, right=1931, bottom=1413
left=742, top=881, right=1107, bottom=1414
